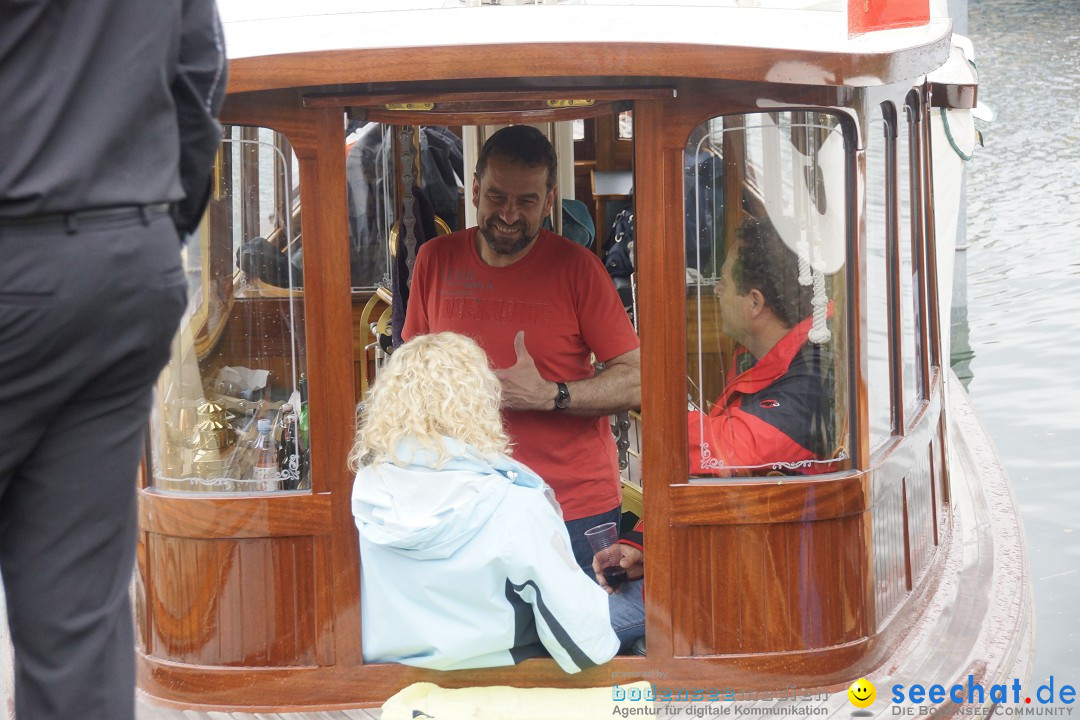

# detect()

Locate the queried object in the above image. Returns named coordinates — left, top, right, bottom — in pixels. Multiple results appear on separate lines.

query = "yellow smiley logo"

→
left=847, top=678, right=876, bottom=708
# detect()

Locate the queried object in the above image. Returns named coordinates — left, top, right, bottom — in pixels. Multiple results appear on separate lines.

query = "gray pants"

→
left=0, top=208, right=186, bottom=720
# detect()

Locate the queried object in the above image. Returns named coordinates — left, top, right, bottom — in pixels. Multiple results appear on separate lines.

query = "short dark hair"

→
left=731, top=216, right=814, bottom=329
left=475, top=125, right=558, bottom=191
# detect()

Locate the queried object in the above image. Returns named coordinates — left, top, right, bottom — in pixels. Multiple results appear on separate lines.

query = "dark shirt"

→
left=0, top=0, right=226, bottom=232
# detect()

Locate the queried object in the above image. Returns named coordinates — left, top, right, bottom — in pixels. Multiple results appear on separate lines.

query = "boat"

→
left=11, top=0, right=1034, bottom=717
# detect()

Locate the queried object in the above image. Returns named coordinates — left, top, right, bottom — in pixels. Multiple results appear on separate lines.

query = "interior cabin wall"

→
left=213, top=298, right=308, bottom=384
left=580, top=112, right=635, bottom=240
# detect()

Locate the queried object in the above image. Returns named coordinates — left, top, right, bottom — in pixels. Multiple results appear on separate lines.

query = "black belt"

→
left=0, top=203, right=171, bottom=233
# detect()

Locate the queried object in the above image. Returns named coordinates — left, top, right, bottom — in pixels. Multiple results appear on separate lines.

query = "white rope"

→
left=797, top=239, right=812, bottom=286
left=807, top=264, right=831, bottom=345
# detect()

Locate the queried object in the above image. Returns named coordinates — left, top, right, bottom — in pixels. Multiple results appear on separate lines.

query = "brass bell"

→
left=190, top=399, right=237, bottom=450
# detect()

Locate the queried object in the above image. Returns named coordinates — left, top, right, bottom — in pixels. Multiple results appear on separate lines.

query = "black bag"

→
left=236, top=236, right=303, bottom=288
left=602, top=209, right=635, bottom=278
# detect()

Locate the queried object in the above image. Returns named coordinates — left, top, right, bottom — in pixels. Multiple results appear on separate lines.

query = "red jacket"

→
left=688, top=313, right=837, bottom=476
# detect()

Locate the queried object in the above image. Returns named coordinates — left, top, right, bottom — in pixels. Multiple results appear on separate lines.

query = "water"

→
left=963, top=0, right=1080, bottom=686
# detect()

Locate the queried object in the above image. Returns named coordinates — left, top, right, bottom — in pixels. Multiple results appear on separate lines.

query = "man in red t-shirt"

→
left=403, top=125, right=640, bottom=570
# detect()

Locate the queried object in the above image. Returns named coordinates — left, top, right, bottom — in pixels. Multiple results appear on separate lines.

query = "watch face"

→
left=555, top=383, right=570, bottom=410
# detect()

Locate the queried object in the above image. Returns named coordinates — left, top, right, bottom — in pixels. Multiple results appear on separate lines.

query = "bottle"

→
left=297, top=373, right=310, bottom=451
left=277, top=404, right=303, bottom=490
left=251, top=418, right=281, bottom=491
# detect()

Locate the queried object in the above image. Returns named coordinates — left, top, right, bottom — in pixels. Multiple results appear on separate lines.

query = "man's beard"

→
left=480, top=222, right=535, bottom=257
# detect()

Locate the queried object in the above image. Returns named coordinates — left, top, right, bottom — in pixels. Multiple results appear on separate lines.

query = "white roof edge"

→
left=221, top=5, right=951, bottom=62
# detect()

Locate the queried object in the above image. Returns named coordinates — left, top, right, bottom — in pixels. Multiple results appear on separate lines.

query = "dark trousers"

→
left=564, top=505, right=622, bottom=575
left=0, top=209, right=186, bottom=720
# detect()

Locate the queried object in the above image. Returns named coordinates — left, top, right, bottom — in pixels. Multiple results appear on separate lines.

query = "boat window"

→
left=686, top=111, right=850, bottom=477
left=149, top=125, right=311, bottom=494
left=898, top=102, right=925, bottom=418
left=572, top=118, right=586, bottom=141
left=867, top=106, right=896, bottom=451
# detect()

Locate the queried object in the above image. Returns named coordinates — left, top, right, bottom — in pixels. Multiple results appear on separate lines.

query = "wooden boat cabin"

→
left=136, top=0, right=1030, bottom=711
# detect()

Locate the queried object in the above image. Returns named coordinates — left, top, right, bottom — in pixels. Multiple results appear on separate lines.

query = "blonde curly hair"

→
left=348, top=332, right=510, bottom=469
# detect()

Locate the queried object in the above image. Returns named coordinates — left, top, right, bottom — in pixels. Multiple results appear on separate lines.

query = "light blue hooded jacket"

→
left=352, top=437, right=619, bottom=673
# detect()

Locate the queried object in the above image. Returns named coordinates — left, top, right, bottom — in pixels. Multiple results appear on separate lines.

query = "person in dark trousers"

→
left=0, top=1, right=226, bottom=718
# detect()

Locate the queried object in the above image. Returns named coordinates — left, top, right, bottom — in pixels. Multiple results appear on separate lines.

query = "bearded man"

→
left=403, top=125, right=640, bottom=572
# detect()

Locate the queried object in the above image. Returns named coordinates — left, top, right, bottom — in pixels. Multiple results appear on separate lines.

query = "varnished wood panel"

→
left=634, top=97, right=683, bottom=661
left=138, top=644, right=882, bottom=711
left=669, top=474, right=868, bottom=526
left=146, top=535, right=319, bottom=666
left=304, top=87, right=674, bottom=108
left=866, top=376, right=944, bottom=628
left=215, top=298, right=308, bottom=382
left=906, top=446, right=935, bottom=584
left=670, top=516, right=867, bottom=656
left=935, top=404, right=951, bottom=509
left=226, top=39, right=950, bottom=98
left=872, top=466, right=907, bottom=626
left=139, top=491, right=332, bottom=539
left=299, top=108, right=363, bottom=666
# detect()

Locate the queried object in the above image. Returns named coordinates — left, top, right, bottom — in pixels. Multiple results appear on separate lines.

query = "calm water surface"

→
left=964, top=0, right=1080, bottom=685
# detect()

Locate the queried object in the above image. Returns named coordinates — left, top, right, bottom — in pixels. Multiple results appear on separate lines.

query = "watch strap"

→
left=554, top=381, right=570, bottom=411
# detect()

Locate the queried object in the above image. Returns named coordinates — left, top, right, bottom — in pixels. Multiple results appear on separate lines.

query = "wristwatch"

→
left=554, top=382, right=571, bottom=411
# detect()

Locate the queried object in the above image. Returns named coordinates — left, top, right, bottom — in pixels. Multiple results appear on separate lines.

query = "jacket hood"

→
left=352, top=437, right=545, bottom=560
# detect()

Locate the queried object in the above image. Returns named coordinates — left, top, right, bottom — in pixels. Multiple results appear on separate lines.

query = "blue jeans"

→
left=564, top=506, right=622, bottom=573
left=609, top=579, right=646, bottom=647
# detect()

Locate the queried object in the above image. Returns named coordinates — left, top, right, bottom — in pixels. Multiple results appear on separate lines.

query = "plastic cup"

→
left=584, top=521, right=627, bottom=590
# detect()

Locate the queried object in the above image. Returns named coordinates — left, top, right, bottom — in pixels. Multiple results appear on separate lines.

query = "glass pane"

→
left=150, top=127, right=310, bottom=493
left=866, top=113, right=894, bottom=451
left=898, top=106, right=924, bottom=417
left=572, top=118, right=585, bottom=141
left=346, top=123, right=396, bottom=289
left=684, top=124, right=724, bottom=276
left=686, top=112, right=849, bottom=477
left=345, top=123, right=464, bottom=289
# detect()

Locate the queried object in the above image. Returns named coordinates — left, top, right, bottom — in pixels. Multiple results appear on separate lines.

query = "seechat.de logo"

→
left=848, top=678, right=876, bottom=710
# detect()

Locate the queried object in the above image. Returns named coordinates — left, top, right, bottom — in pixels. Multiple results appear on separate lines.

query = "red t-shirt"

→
left=403, top=227, right=640, bottom=520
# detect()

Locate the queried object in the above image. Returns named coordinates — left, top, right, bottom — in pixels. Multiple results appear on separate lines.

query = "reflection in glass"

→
left=151, top=127, right=309, bottom=493
left=686, top=112, right=848, bottom=477
left=898, top=105, right=925, bottom=417
left=345, top=124, right=464, bottom=289
left=867, top=114, right=895, bottom=451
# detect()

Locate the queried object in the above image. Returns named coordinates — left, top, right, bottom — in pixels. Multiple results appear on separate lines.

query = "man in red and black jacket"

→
left=688, top=216, right=837, bottom=476
left=595, top=215, right=840, bottom=650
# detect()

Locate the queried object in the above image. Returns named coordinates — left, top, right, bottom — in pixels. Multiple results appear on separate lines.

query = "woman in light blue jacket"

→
left=350, top=332, right=619, bottom=673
